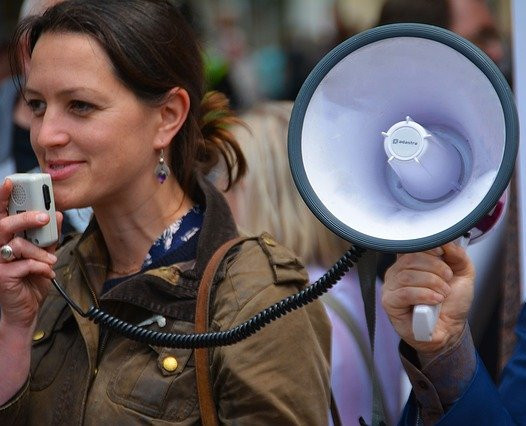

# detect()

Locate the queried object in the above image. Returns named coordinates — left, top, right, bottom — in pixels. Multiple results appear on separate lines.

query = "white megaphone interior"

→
left=302, top=36, right=505, bottom=241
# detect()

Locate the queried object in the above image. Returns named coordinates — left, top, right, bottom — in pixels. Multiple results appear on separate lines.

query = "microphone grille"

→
left=11, top=184, right=27, bottom=206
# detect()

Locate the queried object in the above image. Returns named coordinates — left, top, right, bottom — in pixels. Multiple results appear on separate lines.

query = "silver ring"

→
left=0, top=244, right=15, bottom=262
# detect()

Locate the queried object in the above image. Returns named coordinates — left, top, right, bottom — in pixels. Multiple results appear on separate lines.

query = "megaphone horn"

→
left=288, top=23, right=519, bottom=341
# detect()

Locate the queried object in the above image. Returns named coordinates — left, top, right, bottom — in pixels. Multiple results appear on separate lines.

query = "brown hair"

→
left=10, top=0, right=246, bottom=194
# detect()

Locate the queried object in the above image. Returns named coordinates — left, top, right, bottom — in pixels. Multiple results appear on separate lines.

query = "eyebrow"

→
left=24, top=87, right=102, bottom=98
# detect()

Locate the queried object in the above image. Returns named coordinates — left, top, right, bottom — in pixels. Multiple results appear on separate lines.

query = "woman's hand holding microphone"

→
left=0, top=178, right=62, bottom=404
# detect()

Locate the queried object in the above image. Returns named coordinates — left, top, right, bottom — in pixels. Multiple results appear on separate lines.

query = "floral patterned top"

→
left=103, top=205, right=204, bottom=293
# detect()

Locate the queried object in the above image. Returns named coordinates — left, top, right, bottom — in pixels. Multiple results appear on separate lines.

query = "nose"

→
left=33, top=109, right=70, bottom=149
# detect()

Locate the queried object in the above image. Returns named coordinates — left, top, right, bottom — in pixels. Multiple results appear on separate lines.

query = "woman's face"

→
left=25, top=32, right=163, bottom=211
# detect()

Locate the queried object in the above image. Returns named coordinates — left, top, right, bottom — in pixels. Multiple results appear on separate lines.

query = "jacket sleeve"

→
left=0, top=378, right=30, bottom=426
left=210, top=236, right=332, bottom=425
left=497, top=304, right=526, bottom=424
left=399, top=304, right=526, bottom=425
left=399, top=356, right=514, bottom=425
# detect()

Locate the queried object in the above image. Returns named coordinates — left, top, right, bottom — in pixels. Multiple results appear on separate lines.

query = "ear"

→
left=154, top=87, right=190, bottom=149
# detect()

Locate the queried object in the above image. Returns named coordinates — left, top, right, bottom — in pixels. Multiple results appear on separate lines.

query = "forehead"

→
left=27, top=31, right=115, bottom=87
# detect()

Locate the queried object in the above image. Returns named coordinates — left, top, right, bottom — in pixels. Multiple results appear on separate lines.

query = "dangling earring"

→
left=155, top=148, right=171, bottom=184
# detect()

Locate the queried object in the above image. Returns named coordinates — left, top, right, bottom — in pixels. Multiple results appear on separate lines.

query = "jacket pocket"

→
left=30, top=296, right=76, bottom=391
left=106, top=319, right=197, bottom=422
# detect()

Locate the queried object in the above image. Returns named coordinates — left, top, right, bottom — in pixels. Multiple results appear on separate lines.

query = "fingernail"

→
left=48, top=253, right=57, bottom=263
left=37, top=213, right=49, bottom=223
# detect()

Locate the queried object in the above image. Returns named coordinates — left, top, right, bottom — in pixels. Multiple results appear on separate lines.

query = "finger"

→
left=424, top=246, right=445, bottom=257
left=0, top=211, right=51, bottom=240
left=0, top=179, right=13, bottom=219
left=389, top=269, right=452, bottom=297
left=441, top=242, right=474, bottom=275
left=8, top=237, right=58, bottom=265
left=398, top=246, right=445, bottom=260
left=1, top=258, right=56, bottom=281
left=388, top=253, right=453, bottom=283
left=384, top=286, right=444, bottom=310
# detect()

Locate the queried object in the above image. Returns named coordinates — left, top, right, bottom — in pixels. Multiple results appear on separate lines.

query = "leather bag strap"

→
left=195, top=236, right=253, bottom=426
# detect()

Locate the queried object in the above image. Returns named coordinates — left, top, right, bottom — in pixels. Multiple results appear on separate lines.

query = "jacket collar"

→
left=190, top=174, right=239, bottom=277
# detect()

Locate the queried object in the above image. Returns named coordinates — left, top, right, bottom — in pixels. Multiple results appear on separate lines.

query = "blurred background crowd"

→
left=0, top=0, right=514, bottom=110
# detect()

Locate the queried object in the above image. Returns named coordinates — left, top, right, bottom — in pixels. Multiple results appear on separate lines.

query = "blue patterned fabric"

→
left=103, top=205, right=203, bottom=293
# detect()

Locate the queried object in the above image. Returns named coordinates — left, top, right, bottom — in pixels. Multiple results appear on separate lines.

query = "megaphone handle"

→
left=412, top=234, right=470, bottom=341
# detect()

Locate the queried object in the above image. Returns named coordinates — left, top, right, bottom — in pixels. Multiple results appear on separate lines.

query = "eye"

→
left=69, top=100, right=95, bottom=116
left=27, top=99, right=47, bottom=117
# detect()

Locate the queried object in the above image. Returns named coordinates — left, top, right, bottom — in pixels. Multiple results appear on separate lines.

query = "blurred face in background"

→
left=448, top=0, right=504, bottom=65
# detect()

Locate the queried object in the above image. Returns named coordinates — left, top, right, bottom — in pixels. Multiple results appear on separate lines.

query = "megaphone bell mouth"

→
left=288, top=24, right=518, bottom=253
left=383, top=116, right=469, bottom=205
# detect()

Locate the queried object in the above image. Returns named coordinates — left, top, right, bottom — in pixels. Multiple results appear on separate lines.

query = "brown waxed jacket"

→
left=0, top=176, right=331, bottom=425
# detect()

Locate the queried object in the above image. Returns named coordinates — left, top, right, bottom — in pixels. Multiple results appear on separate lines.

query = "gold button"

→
left=162, top=356, right=178, bottom=372
left=262, top=236, right=276, bottom=246
left=32, top=330, right=45, bottom=342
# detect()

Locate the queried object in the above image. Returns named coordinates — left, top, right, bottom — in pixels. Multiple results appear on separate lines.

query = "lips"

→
left=44, top=161, right=84, bottom=180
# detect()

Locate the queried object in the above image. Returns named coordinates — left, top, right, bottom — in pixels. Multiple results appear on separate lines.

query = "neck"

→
left=93, top=177, right=193, bottom=278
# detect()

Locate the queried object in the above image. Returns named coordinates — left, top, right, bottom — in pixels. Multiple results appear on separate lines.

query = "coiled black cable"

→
left=51, top=245, right=365, bottom=348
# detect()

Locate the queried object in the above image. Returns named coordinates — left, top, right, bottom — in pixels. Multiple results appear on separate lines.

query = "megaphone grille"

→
left=288, top=24, right=518, bottom=253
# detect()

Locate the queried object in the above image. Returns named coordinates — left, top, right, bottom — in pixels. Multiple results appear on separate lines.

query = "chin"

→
left=54, top=192, right=87, bottom=211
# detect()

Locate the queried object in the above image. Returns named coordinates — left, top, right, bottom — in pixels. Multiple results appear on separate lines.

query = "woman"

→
left=0, top=1, right=331, bottom=424
left=224, top=101, right=404, bottom=425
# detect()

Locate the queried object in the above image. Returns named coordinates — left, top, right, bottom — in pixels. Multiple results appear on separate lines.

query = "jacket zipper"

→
left=96, top=329, right=109, bottom=371
left=69, top=254, right=101, bottom=373
left=71, top=254, right=102, bottom=426
left=73, top=253, right=100, bottom=310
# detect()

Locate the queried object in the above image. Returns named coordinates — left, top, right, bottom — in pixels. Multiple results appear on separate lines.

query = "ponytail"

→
left=197, top=91, right=247, bottom=190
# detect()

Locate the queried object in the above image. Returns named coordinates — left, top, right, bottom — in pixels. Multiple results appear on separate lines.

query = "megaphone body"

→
left=288, top=24, right=519, bottom=341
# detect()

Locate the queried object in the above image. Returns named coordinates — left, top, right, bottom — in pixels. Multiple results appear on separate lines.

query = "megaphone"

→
left=288, top=24, right=519, bottom=341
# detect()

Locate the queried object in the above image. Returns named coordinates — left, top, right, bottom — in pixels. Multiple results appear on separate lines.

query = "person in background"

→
left=378, top=0, right=509, bottom=81
left=0, top=1, right=331, bottom=424
left=382, top=240, right=526, bottom=424
left=221, top=101, right=404, bottom=425
left=377, top=0, right=518, bottom=379
left=376, top=1, right=522, bottom=423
